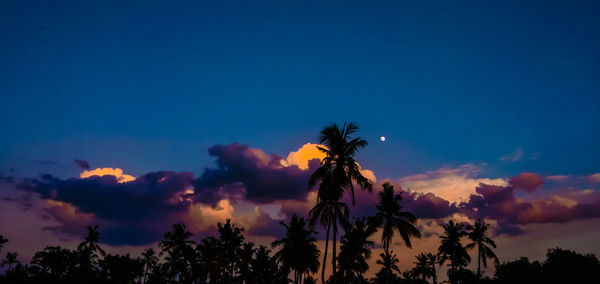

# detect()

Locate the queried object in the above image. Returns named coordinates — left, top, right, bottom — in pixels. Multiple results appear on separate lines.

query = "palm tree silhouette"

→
left=337, top=217, right=376, bottom=283
left=308, top=183, right=350, bottom=284
left=78, top=225, right=106, bottom=258
left=438, top=220, right=471, bottom=284
left=272, top=214, right=320, bottom=284
left=412, top=253, right=435, bottom=283
left=160, top=223, right=195, bottom=282
left=308, top=122, right=372, bottom=283
left=375, top=251, right=401, bottom=283
left=372, top=182, right=421, bottom=284
left=141, top=248, right=158, bottom=284
left=425, top=252, right=439, bottom=284
left=0, top=235, right=7, bottom=256
left=466, top=219, right=498, bottom=282
left=1, top=252, right=18, bottom=270
left=217, top=219, right=245, bottom=282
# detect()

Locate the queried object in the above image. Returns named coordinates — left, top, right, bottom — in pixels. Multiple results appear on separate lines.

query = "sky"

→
left=1, top=0, right=600, bottom=281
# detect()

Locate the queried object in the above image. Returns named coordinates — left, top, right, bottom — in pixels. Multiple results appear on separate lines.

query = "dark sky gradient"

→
left=1, top=0, right=599, bottom=180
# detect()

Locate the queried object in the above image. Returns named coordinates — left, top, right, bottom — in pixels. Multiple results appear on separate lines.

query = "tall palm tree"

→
left=372, top=182, right=421, bottom=284
left=141, top=248, right=158, bottom=284
left=412, top=253, right=435, bottom=283
left=272, top=214, right=320, bottom=284
left=466, top=219, right=499, bottom=282
left=309, top=122, right=372, bottom=205
left=0, top=235, right=7, bottom=255
left=1, top=251, right=19, bottom=270
left=438, top=220, right=470, bottom=284
left=308, top=122, right=372, bottom=282
left=308, top=183, right=350, bottom=284
left=337, top=218, right=377, bottom=283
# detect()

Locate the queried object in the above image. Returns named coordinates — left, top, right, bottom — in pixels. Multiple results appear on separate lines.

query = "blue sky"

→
left=1, top=0, right=599, bottom=179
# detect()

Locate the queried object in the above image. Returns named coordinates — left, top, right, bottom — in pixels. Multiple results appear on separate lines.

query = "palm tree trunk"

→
left=322, top=221, right=331, bottom=284
left=143, top=266, right=148, bottom=284
left=332, top=217, right=337, bottom=282
left=432, top=263, right=437, bottom=284
left=477, top=248, right=481, bottom=284
left=384, top=241, right=390, bottom=284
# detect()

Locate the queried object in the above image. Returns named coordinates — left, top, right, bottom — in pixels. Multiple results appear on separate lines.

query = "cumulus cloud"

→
left=18, top=171, right=195, bottom=245
left=80, top=167, right=136, bottom=183
left=509, top=172, right=544, bottom=192
left=398, top=164, right=507, bottom=203
left=193, top=143, right=321, bottom=204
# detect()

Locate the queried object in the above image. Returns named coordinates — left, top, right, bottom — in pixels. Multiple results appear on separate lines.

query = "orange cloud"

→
left=80, top=168, right=136, bottom=183
left=282, top=143, right=326, bottom=170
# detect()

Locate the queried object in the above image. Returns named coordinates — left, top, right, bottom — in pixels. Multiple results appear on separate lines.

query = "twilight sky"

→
left=1, top=0, right=599, bottom=280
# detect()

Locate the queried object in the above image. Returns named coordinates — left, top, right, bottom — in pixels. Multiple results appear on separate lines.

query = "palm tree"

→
left=309, top=122, right=372, bottom=206
left=78, top=225, right=106, bottom=258
left=372, top=182, right=421, bottom=284
left=217, top=219, right=245, bottom=282
left=375, top=251, right=401, bottom=283
left=1, top=251, right=19, bottom=270
left=308, top=183, right=350, bottom=284
left=412, top=253, right=435, bottom=283
left=160, top=223, right=195, bottom=282
left=272, top=214, right=320, bottom=284
left=308, top=121, right=372, bottom=283
left=141, top=248, right=158, bottom=284
left=466, top=219, right=498, bottom=282
left=425, top=252, right=438, bottom=284
left=438, top=220, right=471, bottom=284
left=337, top=218, right=377, bottom=283
left=0, top=235, right=7, bottom=255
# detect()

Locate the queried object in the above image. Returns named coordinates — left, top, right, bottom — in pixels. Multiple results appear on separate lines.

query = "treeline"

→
left=1, top=219, right=599, bottom=284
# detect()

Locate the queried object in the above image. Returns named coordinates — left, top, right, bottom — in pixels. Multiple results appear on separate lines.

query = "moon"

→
left=380, top=136, right=386, bottom=142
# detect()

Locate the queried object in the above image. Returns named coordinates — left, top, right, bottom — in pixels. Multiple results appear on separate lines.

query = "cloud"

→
left=509, top=172, right=544, bottom=192
left=74, top=159, right=90, bottom=170
left=500, top=147, right=524, bottom=162
left=18, top=171, right=195, bottom=245
left=461, top=183, right=600, bottom=236
left=80, top=167, right=136, bottom=183
left=193, top=143, right=320, bottom=204
left=589, top=173, right=600, bottom=183
left=398, top=164, right=507, bottom=203
left=281, top=143, right=326, bottom=170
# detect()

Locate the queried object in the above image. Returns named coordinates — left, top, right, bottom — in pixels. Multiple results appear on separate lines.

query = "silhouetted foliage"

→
left=493, top=257, right=543, bottom=284
left=372, top=182, right=421, bottom=284
left=438, top=220, right=470, bottom=284
left=308, top=122, right=372, bottom=283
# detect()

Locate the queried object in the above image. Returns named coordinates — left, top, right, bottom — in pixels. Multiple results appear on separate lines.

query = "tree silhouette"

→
left=494, top=257, right=543, bottom=284
left=465, top=219, right=498, bottom=282
left=425, top=252, right=438, bottom=284
left=141, top=248, right=158, bottom=284
left=336, top=217, right=376, bottom=283
left=374, top=252, right=402, bottom=283
left=1, top=251, right=19, bottom=270
left=411, top=253, right=434, bottom=283
left=217, top=219, right=245, bottom=282
left=273, top=214, right=320, bottom=284
left=160, top=223, right=195, bottom=282
left=308, top=122, right=372, bottom=283
left=438, top=220, right=470, bottom=284
left=308, top=182, right=350, bottom=284
left=0, top=235, right=7, bottom=256
left=542, top=248, right=600, bottom=284
left=372, top=182, right=421, bottom=284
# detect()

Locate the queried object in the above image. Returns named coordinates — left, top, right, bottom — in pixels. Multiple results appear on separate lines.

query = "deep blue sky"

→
left=1, top=0, right=599, bottom=179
